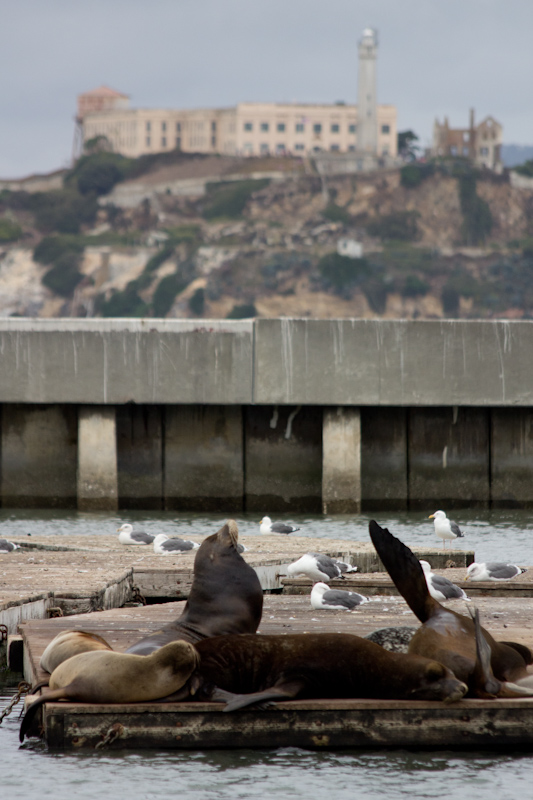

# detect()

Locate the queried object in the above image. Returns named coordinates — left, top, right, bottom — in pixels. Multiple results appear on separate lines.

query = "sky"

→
left=2, top=0, right=533, bottom=179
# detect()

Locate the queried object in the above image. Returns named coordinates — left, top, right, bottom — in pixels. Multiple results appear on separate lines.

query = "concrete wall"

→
left=1, top=318, right=533, bottom=407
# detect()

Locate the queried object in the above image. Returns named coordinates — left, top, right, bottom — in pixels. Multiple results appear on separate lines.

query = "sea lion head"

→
left=408, top=659, right=468, bottom=703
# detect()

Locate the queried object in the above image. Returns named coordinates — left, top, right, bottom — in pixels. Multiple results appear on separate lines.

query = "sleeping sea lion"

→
left=20, top=640, right=199, bottom=742
left=368, top=520, right=533, bottom=696
left=40, top=630, right=113, bottom=674
left=126, top=520, right=263, bottom=655
left=171, top=632, right=468, bottom=711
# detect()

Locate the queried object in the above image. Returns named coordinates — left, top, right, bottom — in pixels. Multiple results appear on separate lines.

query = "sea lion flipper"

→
left=19, top=688, right=67, bottom=742
left=471, top=606, right=501, bottom=697
left=368, top=520, right=436, bottom=622
left=223, top=680, right=305, bottom=712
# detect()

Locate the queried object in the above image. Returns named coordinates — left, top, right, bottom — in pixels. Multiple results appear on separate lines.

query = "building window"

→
left=244, top=122, right=253, bottom=131
left=146, top=136, right=151, bottom=146
left=162, top=121, right=167, bottom=132
left=331, top=124, right=340, bottom=133
left=176, top=137, right=181, bottom=149
left=295, top=123, right=304, bottom=133
left=277, top=122, right=286, bottom=132
left=260, top=122, right=269, bottom=132
left=294, top=143, right=305, bottom=151
left=349, top=124, right=356, bottom=133
left=462, top=147, right=469, bottom=156
left=450, top=146, right=458, bottom=156
left=480, top=147, right=489, bottom=156
left=313, top=123, right=322, bottom=134
left=330, top=144, right=340, bottom=151
left=211, top=120, right=217, bottom=132
left=176, top=122, right=181, bottom=132
left=244, top=143, right=253, bottom=153
left=260, top=143, right=269, bottom=153
left=275, top=143, right=286, bottom=154
left=211, top=135, right=216, bottom=147
left=161, top=137, right=167, bottom=147
left=146, top=121, right=151, bottom=132
left=348, top=145, right=355, bottom=151
left=381, top=124, right=390, bottom=134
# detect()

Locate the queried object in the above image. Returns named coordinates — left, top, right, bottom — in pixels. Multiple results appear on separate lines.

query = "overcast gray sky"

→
left=2, top=0, right=532, bottom=178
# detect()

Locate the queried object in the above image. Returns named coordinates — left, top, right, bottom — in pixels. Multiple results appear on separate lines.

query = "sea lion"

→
left=125, top=520, right=263, bottom=655
left=368, top=520, right=533, bottom=696
left=40, top=630, right=113, bottom=674
left=20, top=640, right=199, bottom=742
left=172, top=632, right=468, bottom=711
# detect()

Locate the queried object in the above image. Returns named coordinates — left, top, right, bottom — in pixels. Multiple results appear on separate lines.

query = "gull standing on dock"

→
left=117, top=523, right=155, bottom=545
left=428, top=510, right=464, bottom=549
left=260, top=516, right=300, bottom=535
left=287, top=553, right=357, bottom=582
left=466, top=562, right=527, bottom=581
left=419, top=560, right=470, bottom=602
left=310, top=582, right=369, bottom=611
left=153, top=534, right=200, bottom=554
left=0, top=538, right=20, bottom=553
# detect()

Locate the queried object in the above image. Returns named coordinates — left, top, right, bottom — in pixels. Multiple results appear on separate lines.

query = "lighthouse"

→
left=357, top=27, right=378, bottom=154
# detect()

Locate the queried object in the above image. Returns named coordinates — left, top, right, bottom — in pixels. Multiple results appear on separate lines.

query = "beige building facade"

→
left=432, top=109, right=503, bottom=171
left=78, top=87, right=397, bottom=160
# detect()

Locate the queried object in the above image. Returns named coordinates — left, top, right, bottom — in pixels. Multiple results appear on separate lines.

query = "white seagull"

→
left=260, top=516, right=300, bottom=535
left=428, top=510, right=464, bottom=549
left=419, top=560, right=470, bottom=602
left=466, top=562, right=527, bottom=581
left=117, top=523, right=155, bottom=546
left=310, top=582, right=369, bottom=611
left=0, top=538, right=20, bottom=554
left=153, top=533, right=200, bottom=554
left=287, top=552, right=357, bottom=582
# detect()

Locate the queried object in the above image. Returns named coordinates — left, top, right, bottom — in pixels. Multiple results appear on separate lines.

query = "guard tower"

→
left=357, top=28, right=378, bottom=154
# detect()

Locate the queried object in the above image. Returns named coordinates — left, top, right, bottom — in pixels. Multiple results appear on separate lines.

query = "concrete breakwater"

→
left=1, top=318, right=533, bottom=511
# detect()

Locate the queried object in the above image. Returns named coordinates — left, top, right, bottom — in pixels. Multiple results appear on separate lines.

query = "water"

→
left=2, top=507, right=533, bottom=797
left=2, top=507, right=533, bottom=563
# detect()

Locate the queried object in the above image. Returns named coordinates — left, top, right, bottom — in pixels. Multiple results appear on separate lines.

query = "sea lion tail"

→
left=19, top=687, right=68, bottom=742
left=368, top=520, right=437, bottom=623
left=470, top=606, right=502, bottom=697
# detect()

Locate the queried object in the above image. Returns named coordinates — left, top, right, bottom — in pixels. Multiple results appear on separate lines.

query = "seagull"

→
left=310, top=582, right=369, bottom=611
left=0, top=538, right=20, bottom=554
left=466, top=562, right=527, bottom=581
left=117, top=523, right=155, bottom=546
left=428, top=510, right=464, bottom=549
left=153, top=533, right=200, bottom=554
left=287, top=552, right=357, bottom=582
left=260, top=516, right=300, bottom=535
left=419, top=560, right=470, bottom=602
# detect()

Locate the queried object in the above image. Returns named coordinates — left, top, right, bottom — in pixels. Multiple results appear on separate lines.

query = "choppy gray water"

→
left=2, top=508, right=533, bottom=798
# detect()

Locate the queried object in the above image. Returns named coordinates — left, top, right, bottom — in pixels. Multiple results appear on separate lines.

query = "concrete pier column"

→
left=491, top=409, right=533, bottom=508
left=408, top=407, right=489, bottom=510
left=244, top=406, right=322, bottom=513
left=1, top=404, right=77, bottom=508
left=116, top=405, right=163, bottom=510
left=362, top=408, right=408, bottom=510
left=77, top=406, right=118, bottom=511
left=322, top=407, right=361, bottom=514
left=164, top=405, right=243, bottom=511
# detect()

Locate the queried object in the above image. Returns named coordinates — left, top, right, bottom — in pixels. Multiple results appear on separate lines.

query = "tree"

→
left=397, top=130, right=420, bottom=161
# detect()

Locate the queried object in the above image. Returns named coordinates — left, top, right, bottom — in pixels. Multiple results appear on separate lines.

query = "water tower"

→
left=357, top=27, right=378, bottom=154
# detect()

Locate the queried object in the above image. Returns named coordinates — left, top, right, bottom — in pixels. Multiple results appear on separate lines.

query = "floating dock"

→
left=5, top=534, right=533, bottom=750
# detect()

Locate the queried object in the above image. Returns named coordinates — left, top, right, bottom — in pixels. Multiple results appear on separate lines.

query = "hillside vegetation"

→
left=0, top=150, right=532, bottom=320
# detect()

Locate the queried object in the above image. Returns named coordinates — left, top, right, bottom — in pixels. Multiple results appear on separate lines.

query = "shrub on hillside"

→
left=321, top=203, right=352, bottom=224
left=0, top=217, right=23, bottom=242
left=458, top=173, right=493, bottom=245
left=31, top=190, right=98, bottom=234
left=402, top=274, right=430, bottom=297
left=100, top=283, right=149, bottom=317
left=226, top=302, right=257, bottom=319
left=366, top=211, right=420, bottom=242
left=202, top=179, right=270, bottom=220
left=34, top=235, right=84, bottom=265
left=151, top=272, right=188, bottom=317
left=67, top=152, right=132, bottom=196
left=317, top=252, right=371, bottom=297
left=400, top=163, right=434, bottom=188
left=42, top=253, right=84, bottom=297
left=188, top=288, right=205, bottom=316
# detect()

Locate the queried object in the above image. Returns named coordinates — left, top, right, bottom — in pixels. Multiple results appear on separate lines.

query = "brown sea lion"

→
left=368, top=520, right=533, bottom=696
left=125, top=520, right=263, bottom=655
left=171, top=632, right=468, bottom=711
left=20, top=640, right=199, bottom=742
left=40, top=630, right=113, bottom=674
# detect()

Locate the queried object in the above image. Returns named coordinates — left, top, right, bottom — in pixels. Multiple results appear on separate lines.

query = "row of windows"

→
left=144, top=120, right=216, bottom=133
left=145, top=135, right=216, bottom=149
left=242, top=122, right=391, bottom=135
left=243, top=143, right=388, bottom=155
